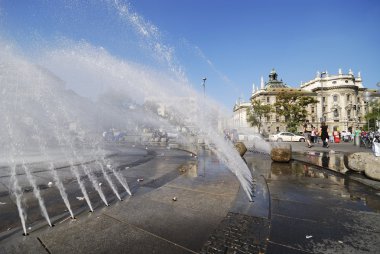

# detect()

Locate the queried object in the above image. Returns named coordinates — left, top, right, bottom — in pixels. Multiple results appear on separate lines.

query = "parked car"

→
left=269, top=132, right=305, bottom=142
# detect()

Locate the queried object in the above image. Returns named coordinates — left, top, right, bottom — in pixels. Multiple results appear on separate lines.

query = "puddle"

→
left=246, top=154, right=380, bottom=212
left=293, top=151, right=349, bottom=174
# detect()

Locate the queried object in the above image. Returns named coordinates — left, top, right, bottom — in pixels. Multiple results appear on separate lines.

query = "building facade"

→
left=233, top=69, right=376, bottom=135
left=300, top=69, right=370, bottom=133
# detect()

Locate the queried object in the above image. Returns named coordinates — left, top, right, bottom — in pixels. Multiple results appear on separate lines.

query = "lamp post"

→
left=320, top=72, right=327, bottom=124
left=201, top=77, right=207, bottom=140
left=202, top=77, right=207, bottom=122
left=363, top=91, right=371, bottom=131
left=202, top=78, right=207, bottom=98
left=201, top=77, right=207, bottom=177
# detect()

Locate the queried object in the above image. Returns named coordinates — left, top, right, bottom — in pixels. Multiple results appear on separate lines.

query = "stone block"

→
left=346, top=152, right=371, bottom=172
left=270, top=143, right=292, bottom=162
left=364, top=156, right=380, bottom=181
left=234, top=142, right=247, bottom=157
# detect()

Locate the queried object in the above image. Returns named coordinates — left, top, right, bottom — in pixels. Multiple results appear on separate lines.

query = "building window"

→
left=267, top=97, right=270, bottom=103
left=312, top=117, right=315, bottom=123
left=322, top=106, right=326, bottom=113
left=311, top=107, right=315, bottom=113
left=333, top=109, right=339, bottom=117
left=266, top=116, right=270, bottom=122
left=333, top=95, right=338, bottom=102
left=347, top=109, right=351, bottom=118
left=332, top=81, right=337, bottom=84
left=345, top=80, right=348, bottom=83
left=322, top=97, right=326, bottom=103
left=347, top=94, right=350, bottom=102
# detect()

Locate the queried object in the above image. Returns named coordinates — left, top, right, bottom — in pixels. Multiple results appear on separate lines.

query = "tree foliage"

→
left=247, top=99, right=273, bottom=133
left=365, top=100, right=380, bottom=131
left=274, top=92, right=318, bottom=133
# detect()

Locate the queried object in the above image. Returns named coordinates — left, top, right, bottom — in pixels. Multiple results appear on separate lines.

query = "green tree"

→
left=247, top=99, right=273, bottom=133
left=274, top=92, right=318, bottom=133
left=365, top=100, right=380, bottom=131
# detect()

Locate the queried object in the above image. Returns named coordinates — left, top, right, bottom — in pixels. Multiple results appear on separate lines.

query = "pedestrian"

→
left=315, top=128, right=320, bottom=143
left=320, top=122, right=329, bottom=148
left=311, top=127, right=316, bottom=143
left=303, top=120, right=313, bottom=148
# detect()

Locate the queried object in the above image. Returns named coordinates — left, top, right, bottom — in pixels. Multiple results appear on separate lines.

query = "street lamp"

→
left=201, top=77, right=207, bottom=178
left=320, top=71, right=327, bottom=124
left=202, top=77, right=207, bottom=98
left=363, top=90, right=372, bottom=131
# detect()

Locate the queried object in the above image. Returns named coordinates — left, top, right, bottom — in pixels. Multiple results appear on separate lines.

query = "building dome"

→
left=266, top=69, right=288, bottom=88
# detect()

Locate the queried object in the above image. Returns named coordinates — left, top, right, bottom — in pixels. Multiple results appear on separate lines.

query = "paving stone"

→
left=200, top=212, right=270, bottom=254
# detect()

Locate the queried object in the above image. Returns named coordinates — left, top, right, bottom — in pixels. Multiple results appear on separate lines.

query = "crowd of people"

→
left=302, top=120, right=380, bottom=149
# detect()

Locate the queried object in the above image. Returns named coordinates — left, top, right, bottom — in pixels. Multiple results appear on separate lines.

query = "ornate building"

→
left=233, top=69, right=376, bottom=135
left=300, top=69, right=371, bottom=133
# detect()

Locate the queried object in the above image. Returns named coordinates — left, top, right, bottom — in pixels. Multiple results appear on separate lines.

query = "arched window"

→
left=333, top=95, right=338, bottom=102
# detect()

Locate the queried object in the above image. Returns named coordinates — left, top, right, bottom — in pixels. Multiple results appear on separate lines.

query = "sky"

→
left=0, top=0, right=379, bottom=109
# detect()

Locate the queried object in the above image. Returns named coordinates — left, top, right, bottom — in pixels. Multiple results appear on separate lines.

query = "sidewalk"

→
left=290, top=140, right=371, bottom=154
left=0, top=147, right=247, bottom=254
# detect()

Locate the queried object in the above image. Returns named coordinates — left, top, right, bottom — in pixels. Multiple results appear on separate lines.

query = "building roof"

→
left=265, top=68, right=289, bottom=89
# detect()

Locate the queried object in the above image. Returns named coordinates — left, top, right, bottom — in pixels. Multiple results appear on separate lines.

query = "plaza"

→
left=1, top=140, right=379, bottom=253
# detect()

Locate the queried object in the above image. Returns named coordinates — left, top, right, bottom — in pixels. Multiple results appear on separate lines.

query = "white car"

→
left=269, top=132, right=305, bottom=142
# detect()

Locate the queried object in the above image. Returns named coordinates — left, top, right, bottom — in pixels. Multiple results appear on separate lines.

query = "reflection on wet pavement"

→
left=293, top=151, right=349, bottom=174
left=246, top=153, right=380, bottom=253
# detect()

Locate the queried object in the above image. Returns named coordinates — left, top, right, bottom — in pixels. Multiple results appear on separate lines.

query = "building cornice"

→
left=312, top=85, right=359, bottom=92
left=301, top=74, right=359, bottom=88
left=251, top=88, right=316, bottom=100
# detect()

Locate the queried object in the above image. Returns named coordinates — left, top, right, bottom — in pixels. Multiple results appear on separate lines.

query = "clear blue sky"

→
left=1, top=0, right=379, bottom=109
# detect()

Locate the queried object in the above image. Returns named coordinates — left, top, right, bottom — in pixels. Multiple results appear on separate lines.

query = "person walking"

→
left=320, top=122, right=329, bottom=148
left=316, top=128, right=320, bottom=143
left=303, top=120, right=313, bottom=148
left=311, top=127, right=317, bottom=143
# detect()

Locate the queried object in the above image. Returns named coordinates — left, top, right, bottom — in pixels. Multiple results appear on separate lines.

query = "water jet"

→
left=0, top=0, right=259, bottom=236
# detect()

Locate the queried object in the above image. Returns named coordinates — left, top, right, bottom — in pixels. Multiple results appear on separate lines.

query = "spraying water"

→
left=4, top=115, right=28, bottom=235
left=0, top=0, right=257, bottom=233
left=21, top=161, right=52, bottom=227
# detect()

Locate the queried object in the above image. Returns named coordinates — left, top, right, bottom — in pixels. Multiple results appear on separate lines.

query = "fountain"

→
left=0, top=0, right=256, bottom=236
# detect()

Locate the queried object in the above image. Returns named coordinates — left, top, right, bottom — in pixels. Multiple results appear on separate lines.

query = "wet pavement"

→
left=246, top=152, right=380, bottom=253
left=1, top=143, right=380, bottom=253
left=0, top=145, right=151, bottom=238
left=0, top=144, right=243, bottom=253
left=292, top=149, right=380, bottom=191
